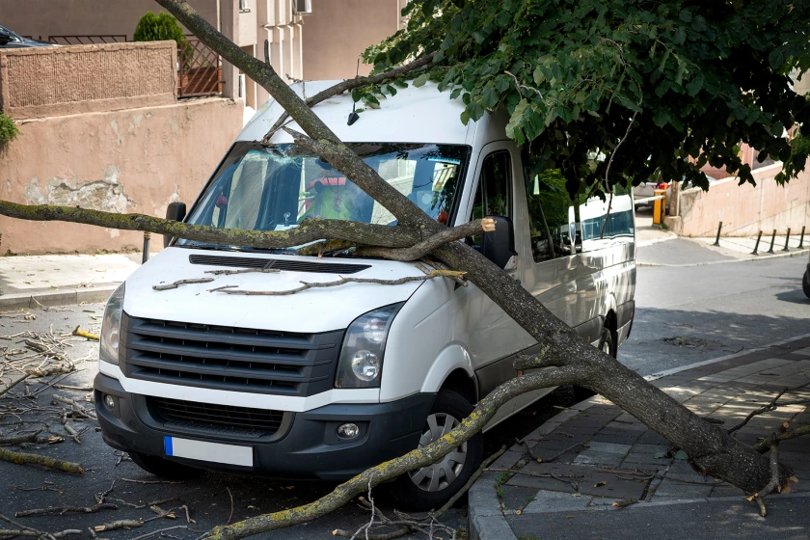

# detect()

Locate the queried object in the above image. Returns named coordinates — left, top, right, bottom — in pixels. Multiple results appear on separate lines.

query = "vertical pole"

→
left=782, top=228, right=791, bottom=251
left=752, top=230, right=763, bottom=255
left=713, top=221, right=723, bottom=246
left=799, top=226, right=806, bottom=249
left=142, top=232, right=151, bottom=264
left=767, top=229, right=776, bottom=254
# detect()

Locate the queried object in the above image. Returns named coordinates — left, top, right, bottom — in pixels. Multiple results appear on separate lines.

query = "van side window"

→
left=520, top=146, right=576, bottom=262
left=470, top=151, right=512, bottom=247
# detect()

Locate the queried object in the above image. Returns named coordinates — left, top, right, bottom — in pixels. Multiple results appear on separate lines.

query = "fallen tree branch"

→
left=15, top=503, right=118, bottom=518
left=263, top=52, right=437, bottom=143
left=0, top=447, right=84, bottom=474
left=206, top=366, right=580, bottom=540
left=209, top=270, right=467, bottom=296
left=0, top=428, right=45, bottom=446
left=356, top=218, right=495, bottom=261
left=0, top=201, right=431, bottom=251
left=727, top=386, right=788, bottom=435
left=754, top=424, right=810, bottom=453
left=747, top=443, right=781, bottom=517
left=0, top=528, right=83, bottom=538
left=154, top=277, right=215, bottom=291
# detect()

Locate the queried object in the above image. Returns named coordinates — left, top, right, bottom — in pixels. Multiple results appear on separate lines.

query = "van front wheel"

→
left=803, top=269, right=810, bottom=299
left=393, top=389, right=483, bottom=511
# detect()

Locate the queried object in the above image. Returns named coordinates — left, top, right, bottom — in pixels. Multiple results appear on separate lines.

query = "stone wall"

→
left=0, top=42, right=177, bottom=120
left=0, top=98, right=243, bottom=255
left=666, top=164, right=810, bottom=237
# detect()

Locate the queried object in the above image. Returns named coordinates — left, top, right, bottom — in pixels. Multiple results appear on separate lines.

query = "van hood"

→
left=123, top=247, right=425, bottom=333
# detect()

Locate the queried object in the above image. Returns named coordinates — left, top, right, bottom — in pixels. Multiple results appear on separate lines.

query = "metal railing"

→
left=177, top=38, right=222, bottom=98
left=48, top=35, right=128, bottom=45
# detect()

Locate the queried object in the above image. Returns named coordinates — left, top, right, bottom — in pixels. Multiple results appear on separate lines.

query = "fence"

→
left=48, top=35, right=128, bottom=45
left=177, top=38, right=222, bottom=98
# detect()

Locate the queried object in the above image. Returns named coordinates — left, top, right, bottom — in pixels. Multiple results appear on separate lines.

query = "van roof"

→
left=238, top=80, right=474, bottom=146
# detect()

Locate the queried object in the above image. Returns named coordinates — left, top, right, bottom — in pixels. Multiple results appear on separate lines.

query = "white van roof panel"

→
left=238, top=80, right=474, bottom=146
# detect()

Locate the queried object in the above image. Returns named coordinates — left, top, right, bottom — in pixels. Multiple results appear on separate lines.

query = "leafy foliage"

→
left=134, top=11, right=186, bottom=46
left=360, top=0, right=810, bottom=198
left=0, top=112, right=20, bottom=146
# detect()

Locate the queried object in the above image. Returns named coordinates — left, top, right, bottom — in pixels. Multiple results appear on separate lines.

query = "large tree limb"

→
left=0, top=201, right=426, bottom=250
left=263, top=52, right=437, bottom=142
left=207, top=365, right=582, bottom=540
left=356, top=218, right=495, bottom=261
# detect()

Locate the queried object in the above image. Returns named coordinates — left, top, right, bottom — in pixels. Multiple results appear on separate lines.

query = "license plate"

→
left=164, top=436, right=253, bottom=467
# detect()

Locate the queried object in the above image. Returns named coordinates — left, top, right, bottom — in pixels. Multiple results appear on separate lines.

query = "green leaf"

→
left=385, top=85, right=397, bottom=96
left=460, top=109, right=471, bottom=125
left=482, top=83, right=500, bottom=108
left=450, top=88, right=463, bottom=100
left=468, top=100, right=486, bottom=122
left=679, top=9, right=692, bottom=23
left=673, top=450, right=688, bottom=460
left=533, top=65, right=546, bottom=85
left=654, top=451, right=670, bottom=459
left=393, top=79, right=409, bottom=89
left=413, top=73, right=430, bottom=87
left=685, top=74, right=704, bottom=97
left=653, top=109, right=671, bottom=127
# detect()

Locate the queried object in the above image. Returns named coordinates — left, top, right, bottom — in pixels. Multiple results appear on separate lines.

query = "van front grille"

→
left=148, top=396, right=284, bottom=437
left=121, top=314, right=344, bottom=396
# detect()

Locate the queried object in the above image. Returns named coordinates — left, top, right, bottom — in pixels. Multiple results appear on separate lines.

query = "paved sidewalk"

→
left=0, top=253, right=140, bottom=311
left=469, top=337, right=810, bottom=540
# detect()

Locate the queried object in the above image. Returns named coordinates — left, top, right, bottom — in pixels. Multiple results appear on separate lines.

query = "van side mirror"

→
left=480, top=215, right=517, bottom=269
left=164, top=202, right=187, bottom=248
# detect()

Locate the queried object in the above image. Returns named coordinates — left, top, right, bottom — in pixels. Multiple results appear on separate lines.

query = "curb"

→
left=637, top=246, right=809, bottom=267
left=0, top=285, right=117, bottom=312
left=467, top=334, right=810, bottom=540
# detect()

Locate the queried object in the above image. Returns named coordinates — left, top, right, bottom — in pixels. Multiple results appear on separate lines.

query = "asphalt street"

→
left=0, top=254, right=808, bottom=539
left=621, top=254, right=810, bottom=375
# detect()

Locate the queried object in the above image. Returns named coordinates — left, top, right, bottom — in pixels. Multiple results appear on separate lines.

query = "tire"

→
left=803, top=269, right=810, bottom=299
left=391, top=389, right=483, bottom=511
left=597, top=326, right=617, bottom=359
left=128, top=452, right=204, bottom=480
left=573, top=326, right=615, bottom=400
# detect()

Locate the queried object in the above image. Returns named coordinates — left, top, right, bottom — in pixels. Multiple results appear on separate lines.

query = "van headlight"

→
left=99, top=283, right=125, bottom=365
left=335, top=303, right=403, bottom=388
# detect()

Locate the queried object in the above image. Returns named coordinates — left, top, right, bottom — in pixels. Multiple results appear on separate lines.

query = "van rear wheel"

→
left=392, top=389, right=483, bottom=511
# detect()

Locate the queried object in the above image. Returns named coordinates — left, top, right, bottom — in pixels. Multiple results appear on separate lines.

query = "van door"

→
left=459, top=142, right=535, bottom=422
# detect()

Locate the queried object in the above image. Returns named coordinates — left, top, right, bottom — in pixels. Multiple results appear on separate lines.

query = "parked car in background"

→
left=0, top=25, right=54, bottom=48
left=803, top=251, right=810, bottom=298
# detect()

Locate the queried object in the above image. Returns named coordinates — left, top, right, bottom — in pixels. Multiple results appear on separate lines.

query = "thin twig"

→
left=728, top=387, right=789, bottom=435
left=210, top=271, right=466, bottom=296
left=130, top=525, right=190, bottom=540
left=226, top=488, right=234, bottom=526
left=153, top=278, right=215, bottom=291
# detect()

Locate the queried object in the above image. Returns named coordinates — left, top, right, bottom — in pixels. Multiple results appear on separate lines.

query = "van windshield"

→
left=177, top=142, right=470, bottom=251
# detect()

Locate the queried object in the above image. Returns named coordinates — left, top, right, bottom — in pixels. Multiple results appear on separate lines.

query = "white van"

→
left=94, top=81, right=636, bottom=509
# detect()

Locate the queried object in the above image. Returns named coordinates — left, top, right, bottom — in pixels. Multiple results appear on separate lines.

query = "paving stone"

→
left=498, top=485, right=542, bottom=512
left=490, top=450, right=525, bottom=471
left=651, top=478, right=713, bottom=500
left=521, top=489, right=591, bottom=513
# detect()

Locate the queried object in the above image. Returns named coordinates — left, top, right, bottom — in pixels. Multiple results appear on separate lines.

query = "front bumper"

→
left=94, top=373, right=435, bottom=480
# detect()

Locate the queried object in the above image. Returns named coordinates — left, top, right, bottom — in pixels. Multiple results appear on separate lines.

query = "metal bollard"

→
left=713, top=221, right=723, bottom=246
left=782, top=228, right=791, bottom=251
left=799, top=226, right=806, bottom=249
left=142, top=231, right=151, bottom=263
left=766, top=229, right=777, bottom=254
left=752, top=230, right=763, bottom=255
